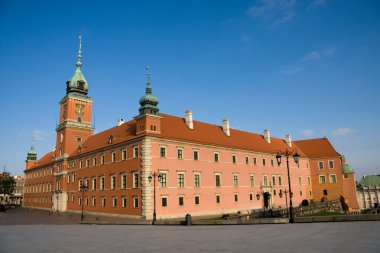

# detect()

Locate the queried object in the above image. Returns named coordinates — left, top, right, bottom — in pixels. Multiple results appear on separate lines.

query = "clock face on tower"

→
left=75, top=104, right=85, bottom=115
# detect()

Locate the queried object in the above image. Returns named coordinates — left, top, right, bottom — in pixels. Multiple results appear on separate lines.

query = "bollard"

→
left=185, top=214, right=192, bottom=226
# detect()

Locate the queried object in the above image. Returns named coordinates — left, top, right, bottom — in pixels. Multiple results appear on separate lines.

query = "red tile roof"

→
left=27, top=151, right=54, bottom=170
left=294, top=138, right=341, bottom=158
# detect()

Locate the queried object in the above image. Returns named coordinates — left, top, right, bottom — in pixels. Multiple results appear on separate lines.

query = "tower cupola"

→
left=138, top=66, right=159, bottom=115
left=66, top=36, right=89, bottom=95
left=26, top=145, right=37, bottom=161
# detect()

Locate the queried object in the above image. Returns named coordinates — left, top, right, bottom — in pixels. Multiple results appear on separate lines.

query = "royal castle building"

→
left=23, top=38, right=360, bottom=220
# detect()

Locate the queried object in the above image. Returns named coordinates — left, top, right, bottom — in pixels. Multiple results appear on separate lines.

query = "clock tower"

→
left=55, top=36, right=94, bottom=159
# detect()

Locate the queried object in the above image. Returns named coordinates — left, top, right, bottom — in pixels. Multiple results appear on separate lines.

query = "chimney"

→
left=285, top=134, right=292, bottom=147
left=117, top=118, right=125, bottom=126
left=222, top=119, right=230, bottom=136
left=185, top=110, right=194, bottom=130
left=264, top=129, right=270, bottom=143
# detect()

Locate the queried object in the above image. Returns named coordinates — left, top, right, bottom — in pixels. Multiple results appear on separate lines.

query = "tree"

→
left=0, top=173, right=16, bottom=202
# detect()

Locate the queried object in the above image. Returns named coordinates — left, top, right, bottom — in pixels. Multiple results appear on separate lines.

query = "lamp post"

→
left=148, top=172, right=162, bottom=225
left=80, top=183, right=88, bottom=222
left=256, top=191, right=264, bottom=218
left=279, top=189, right=290, bottom=218
left=276, top=149, right=299, bottom=223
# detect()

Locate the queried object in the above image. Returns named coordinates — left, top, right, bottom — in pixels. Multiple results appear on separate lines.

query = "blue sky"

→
left=0, top=0, right=379, bottom=178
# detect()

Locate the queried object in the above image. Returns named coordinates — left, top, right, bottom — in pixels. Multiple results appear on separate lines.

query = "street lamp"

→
left=80, top=183, right=88, bottom=222
left=279, top=189, right=291, bottom=218
left=276, top=149, right=299, bottom=223
left=148, top=172, right=162, bottom=225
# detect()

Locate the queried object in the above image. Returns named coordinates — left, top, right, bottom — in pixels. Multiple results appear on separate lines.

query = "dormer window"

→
left=78, top=80, right=85, bottom=90
left=78, top=145, right=82, bottom=153
left=108, top=134, right=113, bottom=144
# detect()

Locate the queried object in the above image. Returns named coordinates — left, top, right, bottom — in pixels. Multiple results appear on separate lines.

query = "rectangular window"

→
left=232, top=154, right=236, bottom=164
left=329, top=174, right=337, bottom=183
left=67, top=174, right=70, bottom=183
left=101, top=197, right=106, bottom=207
left=178, top=196, right=184, bottom=206
left=111, top=175, right=116, bottom=189
left=78, top=197, right=82, bottom=206
left=234, top=193, right=239, bottom=202
left=215, top=174, right=221, bottom=187
left=86, top=159, right=89, bottom=167
left=323, top=189, right=328, bottom=196
left=133, top=146, right=139, bottom=158
left=245, top=156, right=249, bottom=165
left=329, top=160, right=334, bottom=169
left=85, top=196, right=89, bottom=206
left=122, top=197, right=127, bottom=208
left=193, top=150, right=199, bottom=161
left=250, top=193, right=253, bottom=201
left=233, top=174, right=239, bottom=187
left=178, top=173, right=185, bottom=187
left=250, top=175, right=255, bottom=186
left=133, top=172, right=139, bottom=188
left=319, top=161, right=324, bottom=169
left=113, top=197, right=117, bottom=207
left=263, top=158, right=266, bottom=166
left=300, top=191, right=303, bottom=196
left=93, top=157, right=97, bottom=166
left=92, top=177, right=97, bottom=190
left=271, top=159, right=274, bottom=166
left=121, top=174, right=127, bottom=189
left=101, top=155, right=105, bottom=164
left=162, top=197, right=168, bottom=207
left=122, top=149, right=127, bottom=160
left=100, top=176, right=105, bottom=190
left=79, top=160, right=83, bottom=169
left=160, top=172, right=167, bottom=187
left=298, top=176, right=302, bottom=185
left=253, top=157, right=257, bottom=165
left=319, top=175, right=326, bottom=184
left=263, top=175, right=268, bottom=186
left=308, top=176, right=311, bottom=185
left=78, top=180, right=82, bottom=191
left=177, top=149, right=183, bottom=159
left=195, top=195, right=200, bottom=205
left=278, top=176, right=282, bottom=186
left=214, top=153, right=219, bottom=162
left=133, top=197, right=139, bottom=208
left=92, top=197, right=96, bottom=207
left=194, top=174, right=200, bottom=187
left=306, top=162, right=309, bottom=168
left=272, top=175, right=276, bottom=186
left=160, top=147, right=166, bottom=158
left=216, top=194, right=221, bottom=204
left=344, top=174, right=349, bottom=179
left=111, top=152, right=116, bottom=162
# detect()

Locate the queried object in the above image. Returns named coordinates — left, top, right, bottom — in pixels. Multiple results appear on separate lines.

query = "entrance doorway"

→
left=264, top=192, right=271, bottom=209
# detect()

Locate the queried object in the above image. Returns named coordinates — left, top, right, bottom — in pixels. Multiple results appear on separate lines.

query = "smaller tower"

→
left=135, top=66, right=162, bottom=135
left=26, top=145, right=37, bottom=169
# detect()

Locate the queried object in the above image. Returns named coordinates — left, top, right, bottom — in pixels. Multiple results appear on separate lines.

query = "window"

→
left=216, top=194, right=221, bottom=204
left=194, top=174, right=200, bottom=187
left=111, top=152, right=116, bottom=162
left=343, top=174, right=349, bottom=179
left=306, top=162, right=309, bottom=168
left=78, top=197, right=82, bottom=206
left=133, top=197, right=139, bottom=208
left=215, top=174, right=221, bottom=187
left=272, top=175, right=276, bottom=186
left=162, top=197, right=168, bottom=207
left=177, top=149, right=183, bottom=159
left=179, top=196, right=184, bottom=206
left=319, top=161, right=324, bottom=169
left=323, top=189, right=328, bottom=196
left=100, top=176, right=105, bottom=190
left=300, top=191, right=303, bottom=196
left=250, top=175, right=255, bottom=186
left=263, top=175, right=268, bottom=186
left=92, top=177, right=97, bottom=190
left=273, top=189, right=276, bottom=196
left=160, top=147, right=166, bottom=158
left=111, top=175, right=116, bottom=189
left=193, top=150, right=199, bottom=161
left=92, top=197, right=96, bottom=207
left=278, top=176, right=282, bottom=186
left=308, top=176, right=311, bottom=185
left=79, top=160, right=83, bottom=169
left=113, top=197, right=117, bottom=207
left=122, top=149, right=127, bottom=160
left=86, top=159, right=89, bottom=167
left=133, top=146, right=139, bottom=158
left=298, top=176, right=302, bottom=185
left=319, top=175, right=326, bottom=184
left=249, top=193, right=253, bottom=201
left=232, top=154, right=236, bottom=164
left=234, top=193, right=239, bottom=202
left=214, top=153, right=219, bottom=162
left=121, top=174, right=127, bottom=189
left=101, top=196, right=106, bottom=207
left=245, top=156, right=249, bottom=165
left=329, top=174, right=337, bottom=183
left=160, top=172, right=167, bottom=187
left=329, top=160, right=334, bottom=169
left=93, top=157, right=97, bottom=166
left=233, top=174, right=239, bottom=187
left=195, top=195, right=200, bottom=205
left=67, top=174, right=70, bottom=183
left=122, top=197, right=127, bottom=208
left=253, top=157, right=257, bottom=165
left=178, top=173, right=185, bottom=187
left=271, top=159, right=274, bottom=166
left=85, top=196, right=89, bottom=206
left=78, top=180, right=82, bottom=191
left=101, top=155, right=105, bottom=164
left=133, top=172, right=139, bottom=188
left=263, top=158, right=266, bottom=166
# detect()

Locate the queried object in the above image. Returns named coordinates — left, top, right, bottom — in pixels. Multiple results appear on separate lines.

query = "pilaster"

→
left=141, top=137, right=153, bottom=220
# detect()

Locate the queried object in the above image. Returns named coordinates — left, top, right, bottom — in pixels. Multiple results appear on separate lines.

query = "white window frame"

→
left=133, top=172, right=139, bottom=188
left=329, top=174, right=337, bottom=183
left=319, top=175, right=326, bottom=184
left=328, top=160, right=334, bottom=169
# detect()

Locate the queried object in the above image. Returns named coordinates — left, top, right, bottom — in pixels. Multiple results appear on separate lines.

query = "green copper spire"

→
left=66, top=36, right=89, bottom=95
left=139, top=66, right=159, bottom=115
left=27, top=145, right=37, bottom=161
